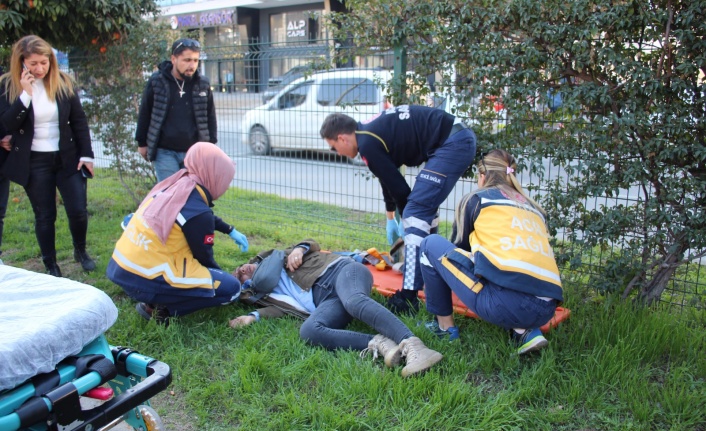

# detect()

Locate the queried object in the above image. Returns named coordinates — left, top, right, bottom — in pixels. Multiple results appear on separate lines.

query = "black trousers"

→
left=0, top=174, right=8, bottom=258
left=24, top=151, right=88, bottom=260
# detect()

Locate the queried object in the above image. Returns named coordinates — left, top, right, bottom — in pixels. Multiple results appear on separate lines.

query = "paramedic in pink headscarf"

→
left=106, top=142, right=248, bottom=325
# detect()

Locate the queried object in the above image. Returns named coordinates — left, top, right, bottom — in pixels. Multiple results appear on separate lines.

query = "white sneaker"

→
left=361, top=334, right=402, bottom=367
left=399, top=336, right=443, bottom=377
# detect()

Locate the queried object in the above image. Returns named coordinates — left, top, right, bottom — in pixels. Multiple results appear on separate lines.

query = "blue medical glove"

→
left=398, top=220, right=405, bottom=239
left=386, top=219, right=399, bottom=245
left=229, top=228, right=249, bottom=252
left=120, top=213, right=134, bottom=230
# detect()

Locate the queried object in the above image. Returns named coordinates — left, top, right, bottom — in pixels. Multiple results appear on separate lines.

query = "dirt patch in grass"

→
left=152, top=390, right=200, bottom=431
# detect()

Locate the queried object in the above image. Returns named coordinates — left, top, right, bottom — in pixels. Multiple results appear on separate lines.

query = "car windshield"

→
left=317, top=78, right=379, bottom=107
left=281, top=71, right=305, bottom=86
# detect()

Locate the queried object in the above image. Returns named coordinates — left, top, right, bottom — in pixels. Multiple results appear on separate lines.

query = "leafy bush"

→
left=329, top=0, right=706, bottom=304
left=78, top=20, right=179, bottom=205
left=0, top=0, right=158, bottom=51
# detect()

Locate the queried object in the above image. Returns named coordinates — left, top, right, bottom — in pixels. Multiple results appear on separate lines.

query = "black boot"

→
left=43, top=257, right=62, bottom=277
left=73, top=249, right=96, bottom=272
left=385, top=289, right=420, bottom=314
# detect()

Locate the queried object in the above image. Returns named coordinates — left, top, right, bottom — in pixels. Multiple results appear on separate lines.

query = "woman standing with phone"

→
left=0, top=35, right=96, bottom=276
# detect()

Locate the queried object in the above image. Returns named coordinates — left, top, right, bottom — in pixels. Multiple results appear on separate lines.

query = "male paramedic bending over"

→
left=320, top=105, right=476, bottom=314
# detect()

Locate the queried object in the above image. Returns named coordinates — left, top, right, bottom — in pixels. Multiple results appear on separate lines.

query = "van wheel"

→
left=249, top=126, right=271, bottom=155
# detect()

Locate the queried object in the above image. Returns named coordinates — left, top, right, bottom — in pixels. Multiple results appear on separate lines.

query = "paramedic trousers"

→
left=107, top=259, right=242, bottom=317
left=300, top=260, right=414, bottom=350
left=419, top=234, right=556, bottom=330
left=401, top=127, right=476, bottom=292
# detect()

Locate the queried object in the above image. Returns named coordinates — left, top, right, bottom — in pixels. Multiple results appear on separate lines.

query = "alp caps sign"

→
left=287, top=20, right=307, bottom=38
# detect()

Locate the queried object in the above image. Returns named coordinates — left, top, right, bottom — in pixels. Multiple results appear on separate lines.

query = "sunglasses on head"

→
left=173, top=39, right=200, bottom=54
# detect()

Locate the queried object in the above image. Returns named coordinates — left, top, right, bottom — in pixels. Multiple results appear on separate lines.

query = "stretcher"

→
left=0, top=266, right=172, bottom=431
left=369, top=266, right=571, bottom=332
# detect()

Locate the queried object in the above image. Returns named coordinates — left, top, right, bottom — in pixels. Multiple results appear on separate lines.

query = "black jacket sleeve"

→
left=380, top=180, right=397, bottom=213
left=67, top=91, right=94, bottom=159
left=213, top=215, right=232, bottom=234
left=134, top=80, right=154, bottom=147
left=181, top=211, right=221, bottom=269
left=363, top=146, right=411, bottom=214
left=0, top=88, right=30, bottom=132
left=207, top=90, right=217, bottom=144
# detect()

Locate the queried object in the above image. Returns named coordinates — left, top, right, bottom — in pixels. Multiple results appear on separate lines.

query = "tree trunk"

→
left=636, top=253, right=680, bottom=305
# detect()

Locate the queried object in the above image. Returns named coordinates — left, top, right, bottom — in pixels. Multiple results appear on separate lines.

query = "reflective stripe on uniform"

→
left=440, top=255, right=484, bottom=293
left=471, top=244, right=562, bottom=285
left=112, top=248, right=213, bottom=287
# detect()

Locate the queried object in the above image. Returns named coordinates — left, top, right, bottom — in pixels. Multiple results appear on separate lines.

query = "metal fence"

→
left=76, top=39, right=703, bottom=311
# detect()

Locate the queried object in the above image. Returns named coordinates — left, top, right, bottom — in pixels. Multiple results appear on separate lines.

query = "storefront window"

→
left=354, top=54, right=393, bottom=70
left=270, top=11, right=323, bottom=44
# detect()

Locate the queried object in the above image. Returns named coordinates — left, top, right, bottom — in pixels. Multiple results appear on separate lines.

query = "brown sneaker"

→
left=399, top=336, right=443, bottom=377
left=360, top=334, right=402, bottom=367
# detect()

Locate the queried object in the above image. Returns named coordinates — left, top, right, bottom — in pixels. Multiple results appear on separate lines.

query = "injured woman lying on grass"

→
left=229, top=239, right=443, bottom=378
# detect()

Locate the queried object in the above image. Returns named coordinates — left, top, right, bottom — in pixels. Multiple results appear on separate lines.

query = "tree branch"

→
left=656, top=0, right=674, bottom=79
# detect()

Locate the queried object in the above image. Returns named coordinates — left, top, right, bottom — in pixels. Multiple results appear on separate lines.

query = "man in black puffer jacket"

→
left=135, top=38, right=217, bottom=182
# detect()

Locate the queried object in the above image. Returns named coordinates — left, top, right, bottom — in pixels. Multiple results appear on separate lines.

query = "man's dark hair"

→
left=171, top=38, right=201, bottom=56
left=320, top=113, right=357, bottom=139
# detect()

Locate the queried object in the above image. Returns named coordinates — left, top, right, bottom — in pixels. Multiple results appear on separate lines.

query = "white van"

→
left=241, top=68, right=392, bottom=161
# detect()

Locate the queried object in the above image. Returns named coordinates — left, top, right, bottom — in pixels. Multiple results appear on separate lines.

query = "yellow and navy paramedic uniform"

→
left=106, top=185, right=240, bottom=316
left=356, top=105, right=476, bottom=292
left=419, top=188, right=563, bottom=330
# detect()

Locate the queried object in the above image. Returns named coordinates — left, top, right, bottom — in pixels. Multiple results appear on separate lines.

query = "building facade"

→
left=155, top=0, right=344, bottom=93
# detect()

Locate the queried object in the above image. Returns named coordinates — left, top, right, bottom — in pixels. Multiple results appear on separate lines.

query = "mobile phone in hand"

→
left=22, top=63, right=33, bottom=77
left=80, top=165, right=93, bottom=179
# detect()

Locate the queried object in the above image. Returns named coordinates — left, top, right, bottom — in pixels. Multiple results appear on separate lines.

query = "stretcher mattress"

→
left=0, top=266, right=119, bottom=391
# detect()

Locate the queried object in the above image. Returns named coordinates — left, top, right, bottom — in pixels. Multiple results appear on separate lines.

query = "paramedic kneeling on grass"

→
left=419, top=149, right=563, bottom=354
left=229, top=239, right=443, bottom=377
left=107, top=142, right=247, bottom=324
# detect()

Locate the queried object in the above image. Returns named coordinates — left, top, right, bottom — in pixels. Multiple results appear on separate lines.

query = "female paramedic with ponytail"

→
left=419, top=149, right=563, bottom=354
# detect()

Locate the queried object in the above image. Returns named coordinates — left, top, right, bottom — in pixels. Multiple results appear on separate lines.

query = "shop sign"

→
left=169, top=9, right=234, bottom=29
left=287, top=20, right=307, bottom=38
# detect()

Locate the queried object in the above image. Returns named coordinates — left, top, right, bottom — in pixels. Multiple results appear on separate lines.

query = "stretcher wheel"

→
left=136, top=405, right=165, bottom=431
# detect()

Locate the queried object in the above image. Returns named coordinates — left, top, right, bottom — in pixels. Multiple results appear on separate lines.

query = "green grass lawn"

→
left=2, top=176, right=705, bottom=431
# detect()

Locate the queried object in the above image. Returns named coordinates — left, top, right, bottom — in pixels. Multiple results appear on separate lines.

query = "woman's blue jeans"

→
left=300, top=260, right=414, bottom=350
